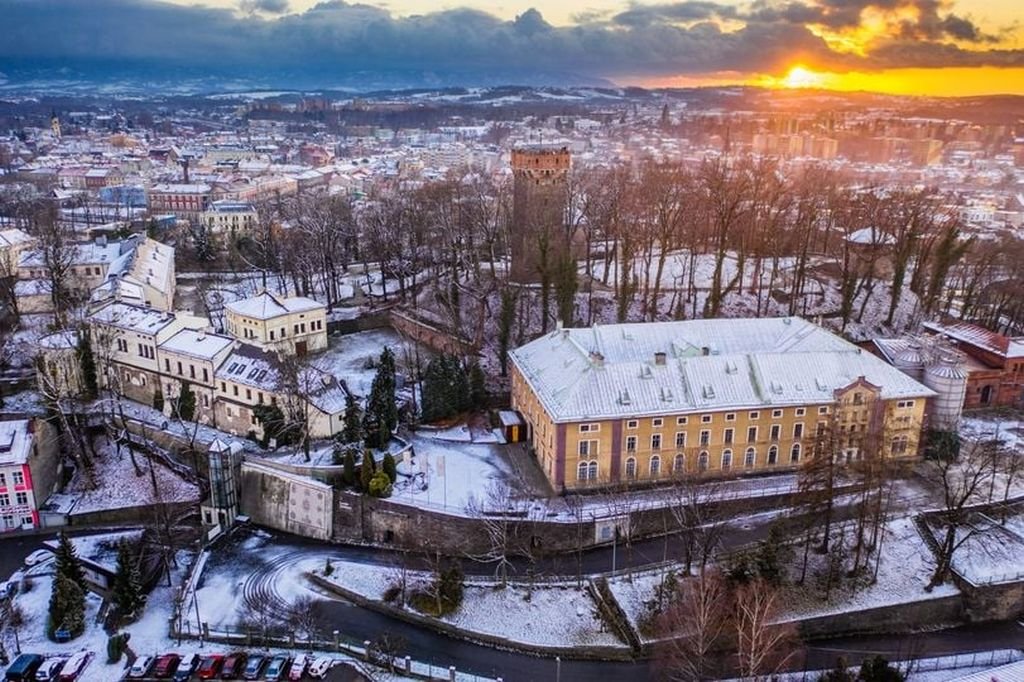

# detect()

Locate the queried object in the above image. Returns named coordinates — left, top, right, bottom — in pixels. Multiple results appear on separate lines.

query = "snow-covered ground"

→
left=947, top=515, right=1024, bottom=585
left=777, top=516, right=959, bottom=622
left=3, top=313, right=54, bottom=368
left=392, top=433, right=527, bottom=512
left=318, top=559, right=622, bottom=650
left=60, top=436, right=199, bottom=513
left=312, top=328, right=424, bottom=398
left=605, top=568, right=674, bottom=642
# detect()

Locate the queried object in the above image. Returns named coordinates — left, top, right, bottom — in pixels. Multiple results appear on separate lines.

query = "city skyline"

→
left=1, top=0, right=1022, bottom=96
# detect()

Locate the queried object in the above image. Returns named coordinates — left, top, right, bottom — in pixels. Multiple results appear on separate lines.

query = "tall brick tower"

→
left=510, top=146, right=571, bottom=284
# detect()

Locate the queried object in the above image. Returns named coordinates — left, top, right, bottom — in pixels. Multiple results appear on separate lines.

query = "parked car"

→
left=220, top=653, right=247, bottom=679
left=56, top=652, right=90, bottom=681
left=173, top=653, right=201, bottom=682
left=153, top=653, right=181, bottom=678
left=242, top=655, right=266, bottom=680
left=34, top=658, right=67, bottom=682
left=263, top=655, right=289, bottom=681
left=128, top=655, right=155, bottom=678
left=308, top=657, right=333, bottom=680
left=24, top=549, right=53, bottom=566
left=197, top=655, right=225, bottom=680
left=286, top=655, right=307, bottom=681
left=3, top=654, right=43, bottom=682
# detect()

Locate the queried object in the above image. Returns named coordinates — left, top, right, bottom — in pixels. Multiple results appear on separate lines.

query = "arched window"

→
left=588, top=461, right=598, bottom=480
left=768, top=445, right=778, bottom=465
left=577, top=461, right=589, bottom=482
left=625, top=457, right=637, bottom=479
left=673, top=453, right=685, bottom=474
left=744, top=447, right=756, bottom=468
left=721, top=449, right=733, bottom=470
left=698, top=451, right=709, bottom=472
left=790, top=443, right=802, bottom=463
left=650, top=455, right=661, bottom=477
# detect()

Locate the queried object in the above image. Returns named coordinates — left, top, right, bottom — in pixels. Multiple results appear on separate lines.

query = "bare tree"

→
left=732, top=579, right=800, bottom=681
left=464, top=480, right=520, bottom=585
left=655, top=569, right=729, bottom=681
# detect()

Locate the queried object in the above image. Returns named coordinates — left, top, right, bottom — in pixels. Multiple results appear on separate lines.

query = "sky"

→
left=2, top=0, right=1023, bottom=96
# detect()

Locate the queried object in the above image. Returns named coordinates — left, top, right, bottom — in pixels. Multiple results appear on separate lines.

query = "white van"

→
left=307, top=657, right=333, bottom=680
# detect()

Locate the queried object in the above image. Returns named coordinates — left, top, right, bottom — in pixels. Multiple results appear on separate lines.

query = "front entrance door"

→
left=295, top=340, right=308, bottom=356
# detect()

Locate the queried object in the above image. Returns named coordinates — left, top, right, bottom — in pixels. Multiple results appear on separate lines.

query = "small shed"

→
left=498, top=410, right=526, bottom=443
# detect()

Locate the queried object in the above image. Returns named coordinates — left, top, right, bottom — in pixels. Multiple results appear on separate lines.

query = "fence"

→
left=763, top=648, right=1024, bottom=681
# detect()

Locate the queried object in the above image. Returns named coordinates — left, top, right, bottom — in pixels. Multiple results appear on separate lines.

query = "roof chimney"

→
left=589, top=350, right=605, bottom=368
left=654, top=351, right=667, bottom=366
left=701, top=346, right=710, bottom=356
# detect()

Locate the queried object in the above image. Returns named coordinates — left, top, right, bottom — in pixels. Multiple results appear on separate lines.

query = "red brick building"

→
left=922, top=320, right=1024, bottom=409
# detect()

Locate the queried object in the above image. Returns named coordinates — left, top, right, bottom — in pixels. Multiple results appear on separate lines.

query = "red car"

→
left=220, top=653, right=247, bottom=679
left=197, top=655, right=225, bottom=680
left=153, top=653, right=181, bottom=678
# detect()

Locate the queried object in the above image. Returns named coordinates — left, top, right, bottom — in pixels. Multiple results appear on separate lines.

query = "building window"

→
left=0, top=494, right=8, bottom=507
left=673, top=453, right=685, bottom=473
left=164, top=359, right=170, bottom=372
left=745, top=447, right=756, bottom=467
left=578, top=440, right=598, bottom=457
left=626, top=436, right=637, bottom=453
left=897, top=400, right=915, bottom=409
left=676, top=416, right=688, bottom=426
left=675, top=432, right=686, bottom=448
left=579, top=423, right=600, bottom=433
left=651, top=434, right=662, bottom=450
left=627, top=420, right=639, bottom=429
left=793, top=423, right=804, bottom=439
left=652, top=418, right=663, bottom=428
left=701, top=414, right=712, bottom=424
left=0, top=473, right=5, bottom=487
left=795, top=408, right=806, bottom=417
left=625, top=457, right=637, bottom=479
left=768, top=445, right=779, bottom=464
left=818, top=406, right=829, bottom=415
left=790, top=443, right=802, bottom=463
left=12, top=472, right=24, bottom=486
left=747, top=426, right=757, bottom=443
left=725, top=413, right=736, bottom=422
left=770, top=424, right=781, bottom=441
left=891, top=437, right=909, bottom=455
left=721, top=450, right=733, bottom=469
left=650, top=455, right=661, bottom=476
left=177, top=361, right=183, bottom=375
left=724, top=428, right=734, bottom=444
left=577, top=461, right=598, bottom=481
left=749, top=411, right=760, bottom=420
left=698, top=451, right=709, bottom=472
left=699, top=430, right=711, bottom=446
left=203, top=368, right=209, bottom=382
left=15, top=492, right=28, bottom=505
left=772, top=409, right=783, bottom=418
left=853, top=392, right=864, bottom=405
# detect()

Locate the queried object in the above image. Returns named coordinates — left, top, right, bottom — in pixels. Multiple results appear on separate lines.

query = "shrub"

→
left=368, top=471, right=393, bottom=498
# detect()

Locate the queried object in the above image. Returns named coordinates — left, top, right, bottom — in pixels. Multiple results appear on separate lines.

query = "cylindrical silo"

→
left=923, top=354, right=968, bottom=431
left=893, top=342, right=926, bottom=381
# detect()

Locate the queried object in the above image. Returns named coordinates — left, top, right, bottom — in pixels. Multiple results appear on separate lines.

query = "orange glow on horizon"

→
left=636, top=66, right=1024, bottom=97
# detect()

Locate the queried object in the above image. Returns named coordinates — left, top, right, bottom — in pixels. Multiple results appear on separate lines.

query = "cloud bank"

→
left=0, top=0, right=1019, bottom=88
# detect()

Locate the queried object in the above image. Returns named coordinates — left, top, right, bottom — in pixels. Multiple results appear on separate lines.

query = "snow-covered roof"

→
left=0, top=228, right=33, bottom=249
left=510, top=317, right=936, bottom=423
left=38, top=329, right=79, bottom=351
left=216, top=344, right=279, bottom=389
left=149, top=183, right=212, bottom=193
left=159, top=329, right=234, bottom=360
left=18, top=239, right=123, bottom=269
left=923, top=320, right=1024, bottom=359
left=0, top=419, right=32, bottom=466
left=224, top=289, right=323, bottom=320
left=845, top=227, right=896, bottom=246
left=90, top=302, right=177, bottom=335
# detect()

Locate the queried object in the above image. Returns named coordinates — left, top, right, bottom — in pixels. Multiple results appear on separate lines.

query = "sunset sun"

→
left=781, top=65, right=823, bottom=89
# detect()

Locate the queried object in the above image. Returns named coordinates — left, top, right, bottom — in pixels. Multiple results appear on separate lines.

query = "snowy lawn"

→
left=3, top=313, right=55, bottom=368
left=60, top=436, right=199, bottom=514
left=391, top=434, right=529, bottom=513
left=605, top=569, right=675, bottom=642
left=946, top=515, right=1024, bottom=585
left=776, top=516, right=959, bottom=622
left=318, top=559, right=622, bottom=650
left=311, top=328, right=426, bottom=398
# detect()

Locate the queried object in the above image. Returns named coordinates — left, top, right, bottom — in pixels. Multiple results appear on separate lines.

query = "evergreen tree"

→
left=468, top=361, right=487, bottom=410
left=152, top=385, right=165, bottom=412
left=54, top=532, right=85, bottom=586
left=342, top=392, right=362, bottom=443
left=554, top=254, right=578, bottom=328
left=77, top=328, right=98, bottom=399
left=111, top=541, right=145, bottom=619
left=359, top=451, right=376, bottom=491
left=819, top=658, right=855, bottom=682
left=342, top=449, right=357, bottom=487
left=48, top=574, right=86, bottom=639
left=363, top=348, right=397, bottom=449
left=858, top=656, right=906, bottom=682
left=382, top=451, right=397, bottom=483
left=496, top=288, right=517, bottom=377
left=176, top=381, right=196, bottom=422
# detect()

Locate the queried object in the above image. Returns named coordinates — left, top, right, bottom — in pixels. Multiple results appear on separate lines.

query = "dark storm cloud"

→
left=0, top=0, right=1019, bottom=81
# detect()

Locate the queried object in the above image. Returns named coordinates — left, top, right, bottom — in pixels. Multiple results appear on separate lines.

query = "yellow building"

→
left=509, top=318, right=933, bottom=491
left=224, top=289, right=328, bottom=357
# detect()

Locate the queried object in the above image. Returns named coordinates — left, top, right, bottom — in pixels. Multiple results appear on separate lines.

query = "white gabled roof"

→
left=90, top=301, right=177, bottom=335
left=224, top=289, right=323, bottom=320
left=159, top=329, right=234, bottom=360
left=509, top=317, right=936, bottom=423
